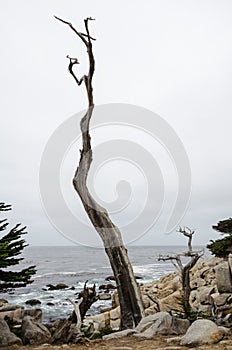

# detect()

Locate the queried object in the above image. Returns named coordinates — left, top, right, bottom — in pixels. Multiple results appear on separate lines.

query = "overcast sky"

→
left=1, top=0, right=232, bottom=247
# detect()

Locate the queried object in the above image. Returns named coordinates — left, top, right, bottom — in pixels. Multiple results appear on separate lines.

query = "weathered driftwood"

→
left=68, top=297, right=83, bottom=329
left=55, top=16, right=144, bottom=329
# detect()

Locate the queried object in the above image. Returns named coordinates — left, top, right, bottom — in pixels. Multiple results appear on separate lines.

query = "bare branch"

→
left=54, top=16, right=88, bottom=45
left=177, top=226, right=196, bottom=252
left=66, top=55, right=86, bottom=86
left=146, top=294, right=160, bottom=312
left=67, top=297, right=83, bottom=330
left=158, top=254, right=183, bottom=271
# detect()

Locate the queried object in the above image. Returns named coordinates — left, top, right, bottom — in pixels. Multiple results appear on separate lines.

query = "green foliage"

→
left=82, top=324, right=115, bottom=339
left=207, top=218, right=232, bottom=258
left=0, top=202, right=36, bottom=292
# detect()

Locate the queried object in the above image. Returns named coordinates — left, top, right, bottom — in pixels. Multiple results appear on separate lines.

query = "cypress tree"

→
left=0, top=202, right=36, bottom=292
left=207, top=218, right=232, bottom=258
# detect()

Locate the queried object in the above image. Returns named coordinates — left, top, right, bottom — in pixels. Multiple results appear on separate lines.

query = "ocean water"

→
left=0, top=245, right=205, bottom=323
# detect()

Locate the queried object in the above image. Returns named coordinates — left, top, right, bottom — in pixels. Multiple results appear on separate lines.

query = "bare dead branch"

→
left=146, top=294, right=160, bottom=312
left=66, top=55, right=86, bottom=87
left=67, top=297, right=83, bottom=329
left=177, top=226, right=196, bottom=252
left=54, top=16, right=88, bottom=45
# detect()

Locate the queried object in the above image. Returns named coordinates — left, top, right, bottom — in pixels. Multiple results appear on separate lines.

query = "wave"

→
left=34, top=270, right=102, bottom=279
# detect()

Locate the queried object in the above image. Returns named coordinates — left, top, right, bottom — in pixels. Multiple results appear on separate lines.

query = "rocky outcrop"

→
left=0, top=301, right=42, bottom=325
left=21, top=315, right=51, bottom=345
left=0, top=305, right=23, bottom=324
left=84, top=256, right=232, bottom=331
left=0, top=319, right=22, bottom=347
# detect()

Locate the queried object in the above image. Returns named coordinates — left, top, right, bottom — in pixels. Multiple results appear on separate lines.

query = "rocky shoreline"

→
left=1, top=256, right=232, bottom=347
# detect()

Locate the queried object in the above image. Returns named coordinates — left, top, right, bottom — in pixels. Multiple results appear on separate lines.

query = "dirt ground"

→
left=3, top=335, right=232, bottom=350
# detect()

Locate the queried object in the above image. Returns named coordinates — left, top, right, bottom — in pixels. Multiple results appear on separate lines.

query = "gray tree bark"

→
left=55, top=16, right=145, bottom=329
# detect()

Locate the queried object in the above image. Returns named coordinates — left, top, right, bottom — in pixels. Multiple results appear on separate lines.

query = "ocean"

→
left=0, top=245, right=206, bottom=323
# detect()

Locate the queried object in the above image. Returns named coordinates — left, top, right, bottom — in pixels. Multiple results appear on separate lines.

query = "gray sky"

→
left=1, top=0, right=232, bottom=247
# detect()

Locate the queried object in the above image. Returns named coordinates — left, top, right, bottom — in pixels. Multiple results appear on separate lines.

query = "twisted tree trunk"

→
left=55, top=16, right=144, bottom=329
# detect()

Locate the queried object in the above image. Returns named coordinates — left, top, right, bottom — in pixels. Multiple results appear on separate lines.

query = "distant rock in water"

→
left=99, top=283, right=116, bottom=290
left=46, top=283, right=69, bottom=290
left=25, top=299, right=41, bottom=306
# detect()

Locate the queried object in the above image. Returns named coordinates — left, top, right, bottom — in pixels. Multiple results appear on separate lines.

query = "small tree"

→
left=158, top=227, right=203, bottom=316
left=207, top=218, right=232, bottom=258
left=0, top=202, right=36, bottom=292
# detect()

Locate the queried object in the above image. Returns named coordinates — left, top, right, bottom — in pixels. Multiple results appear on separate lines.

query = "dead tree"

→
left=69, top=282, right=98, bottom=323
left=55, top=16, right=144, bottom=329
left=158, top=227, right=203, bottom=314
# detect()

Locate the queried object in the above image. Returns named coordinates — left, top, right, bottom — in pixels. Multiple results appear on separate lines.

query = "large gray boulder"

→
left=180, top=319, right=225, bottom=346
left=0, top=307, right=23, bottom=324
left=134, top=312, right=189, bottom=339
left=0, top=319, right=22, bottom=347
left=215, top=262, right=232, bottom=293
left=21, top=315, right=51, bottom=345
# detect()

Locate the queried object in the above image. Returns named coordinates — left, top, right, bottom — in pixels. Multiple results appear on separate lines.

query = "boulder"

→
left=0, top=304, right=22, bottom=312
left=0, top=319, right=22, bottom=347
left=0, top=307, right=23, bottom=324
left=180, top=319, right=225, bottom=346
left=199, top=286, right=216, bottom=305
left=46, top=283, right=69, bottom=290
left=22, top=308, right=42, bottom=322
left=134, top=312, right=189, bottom=339
left=213, top=293, right=232, bottom=307
left=215, top=262, right=232, bottom=293
left=99, top=283, right=116, bottom=290
left=0, top=299, right=8, bottom=307
left=99, top=293, right=111, bottom=300
left=159, top=290, right=182, bottom=312
left=141, top=294, right=152, bottom=309
left=25, top=299, right=41, bottom=306
left=84, top=311, right=110, bottom=330
left=190, top=277, right=206, bottom=290
left=110, top=306, right=120, bottom=320
left=105, top=275, right=115, bottom=281
left=110, top=318, right=120, bottom=331
left=21, top=315, right=51, bottom=345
